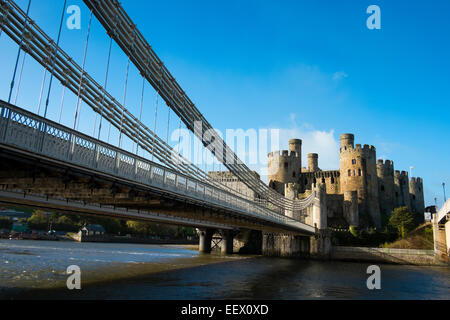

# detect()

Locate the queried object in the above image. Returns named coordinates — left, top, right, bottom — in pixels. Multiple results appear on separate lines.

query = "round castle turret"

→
left=268, top=139, right=302, bottom=195
left=409, top=177, right=425, bottom=214
left=394, top=170, right=411, bottom=210
left=377, top=159, right=395, bottom=217
left=307, top=153, right=319, bottom=172
left=339, top=134, right=381, bottom=228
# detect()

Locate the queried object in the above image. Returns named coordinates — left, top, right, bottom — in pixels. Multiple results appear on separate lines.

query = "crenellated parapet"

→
left=394, top=170, right=411, bottom=210
left=267, top=139, right=302, bottom=195
left=409, top=176, right=425, bottom=214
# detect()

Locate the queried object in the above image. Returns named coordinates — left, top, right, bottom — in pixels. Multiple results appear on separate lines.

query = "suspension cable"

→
left=36, top=68, right=47, bottom=114
left=7, top=0, right=31, bottom=104
left=118, top=57, right=130, bottom=149
left=152, top=93, right=159, bottom=162
left=97, top=37, right=113, bottom=140
left=58, top=86, right=65, bottom=123
left=177, top=117, right=182, bottom=169
left=136, top=76, right=145, bottom=155
left=42, top=0, right=66, bottom=119
left=166, top=108, right=170, bottom=144
left=73, top=11, right=93, bottom=130
left=13, top=52, right=26, bottom=105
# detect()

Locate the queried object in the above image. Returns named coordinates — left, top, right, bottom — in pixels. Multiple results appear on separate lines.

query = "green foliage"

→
left=27, top=210, right=49, bottom=230
left=389, top=207, right=417, bottom=238
left=333, top=227, right=397, bottom=247
left=349, top=225, right=358, bottom=237
left=126, top=220, right=150, bottom=235
left=383, top=224, right=434, bottom=250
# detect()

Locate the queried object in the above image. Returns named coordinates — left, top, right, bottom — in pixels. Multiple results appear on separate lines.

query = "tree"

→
left=27, top=210, right=49, bottom=230
left=389, top=207, right=417, bottom=238
left=126, top=220, right=150, bottom=236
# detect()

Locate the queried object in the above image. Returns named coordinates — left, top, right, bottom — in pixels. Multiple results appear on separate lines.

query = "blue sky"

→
left=1, top=0, right=449, bottom=208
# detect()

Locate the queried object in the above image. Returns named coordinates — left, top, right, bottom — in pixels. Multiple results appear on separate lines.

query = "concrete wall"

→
left=331, top=246, right=441, bottom=265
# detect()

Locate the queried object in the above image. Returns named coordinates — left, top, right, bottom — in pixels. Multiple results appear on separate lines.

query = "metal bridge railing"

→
left=437, top=199, right=450, bottom=224
left=0, top=102, right=316, bottom=233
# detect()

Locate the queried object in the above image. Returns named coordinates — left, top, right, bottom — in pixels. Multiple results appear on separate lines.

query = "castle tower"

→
left=289, top=139, right=302, bottom=156
left=307, top=153, right=319, bottom=172
left=340, top=134, right=354, bottom=149
left=394, top=171, right=411, bottom=210
left=409, top=177, right=425, bottom=214
left=377, top=159, right=395, bottom=217
left=343, top=191, right=359, bottom=226
left=268, top=139, right=302, bottom=195
left=339, top=134, right=381, bottom=228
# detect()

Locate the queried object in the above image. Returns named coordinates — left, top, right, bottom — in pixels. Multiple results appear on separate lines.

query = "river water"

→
left=0, top=239, right=448, bottom=300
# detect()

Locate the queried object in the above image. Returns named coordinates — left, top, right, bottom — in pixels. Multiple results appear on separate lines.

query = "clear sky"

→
left=1, top=0, right=449, bottom=208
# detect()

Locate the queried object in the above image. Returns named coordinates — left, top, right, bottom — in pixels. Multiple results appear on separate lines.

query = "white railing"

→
left=0, top=102, right=316, bottom=233
left=437, top=199, right=450, bottom=223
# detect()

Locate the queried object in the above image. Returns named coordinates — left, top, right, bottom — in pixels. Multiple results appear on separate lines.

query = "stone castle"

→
left=267, top=134, right=425, bottom=228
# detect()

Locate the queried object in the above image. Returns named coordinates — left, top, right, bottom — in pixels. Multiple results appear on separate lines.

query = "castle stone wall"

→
left=377, top=160, right=395, bottom=217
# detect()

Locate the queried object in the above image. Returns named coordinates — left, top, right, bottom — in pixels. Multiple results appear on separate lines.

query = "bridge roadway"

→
left=0, top=101, right=316, bottom=237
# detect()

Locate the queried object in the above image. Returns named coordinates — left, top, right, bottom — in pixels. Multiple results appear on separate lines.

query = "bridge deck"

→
left=0, top=101, right=316, bottom=235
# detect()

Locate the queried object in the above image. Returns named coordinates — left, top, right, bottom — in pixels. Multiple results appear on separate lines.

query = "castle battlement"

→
left=394, top=170, right=409, bottom=178
left=377, top=159, right=394, bottom=169
left=268, top=150, right=300, bottom=159
left=410, top=177, right=423, bottom=184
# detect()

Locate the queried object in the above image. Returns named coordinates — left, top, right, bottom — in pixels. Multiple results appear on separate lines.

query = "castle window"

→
left=348, top=170, right=351, bottom=177
left=331, top=177, right=335, bottom=184
left=352, top=159, right=356, bottom=165
left=353, top=170, right=356, bottom=176
left=313, top=178, right=317, bottom=184
left=284, top=162, right=288, bottom=169
left=322, top=178, right=326, bottom=184
left=358, top=169, right=362, bottom=176
left=381, top=185, right=385, bottom=192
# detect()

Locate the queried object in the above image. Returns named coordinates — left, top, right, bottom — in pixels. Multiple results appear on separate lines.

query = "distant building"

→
left=79, top=224, right=106, bottom=236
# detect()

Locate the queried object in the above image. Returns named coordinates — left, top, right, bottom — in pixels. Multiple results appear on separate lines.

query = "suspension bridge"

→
left=0, top=0, right=328, bottom=256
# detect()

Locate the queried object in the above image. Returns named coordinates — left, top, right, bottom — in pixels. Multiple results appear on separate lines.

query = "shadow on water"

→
left=5, top=257, right=449, bottom=300
left=1, top=240, right=449, bottom=300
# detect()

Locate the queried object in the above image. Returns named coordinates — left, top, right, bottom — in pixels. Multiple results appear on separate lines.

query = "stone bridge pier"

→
left=262, top=185, right=331, bottom=259
left=196, top=186, right=330, bottom=258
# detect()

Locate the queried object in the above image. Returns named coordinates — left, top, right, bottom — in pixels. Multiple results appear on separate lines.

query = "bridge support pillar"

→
left=432, top=214, right=449, bottom=261
left=262, top=233, right=310, bottom=258
left=220, top=230, right=234, bottom=254
left=233, top=230, right=262, bottom=254
left=310, top=184, right=331, bottom=258
left=198, top=228, right=215, bottom=254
